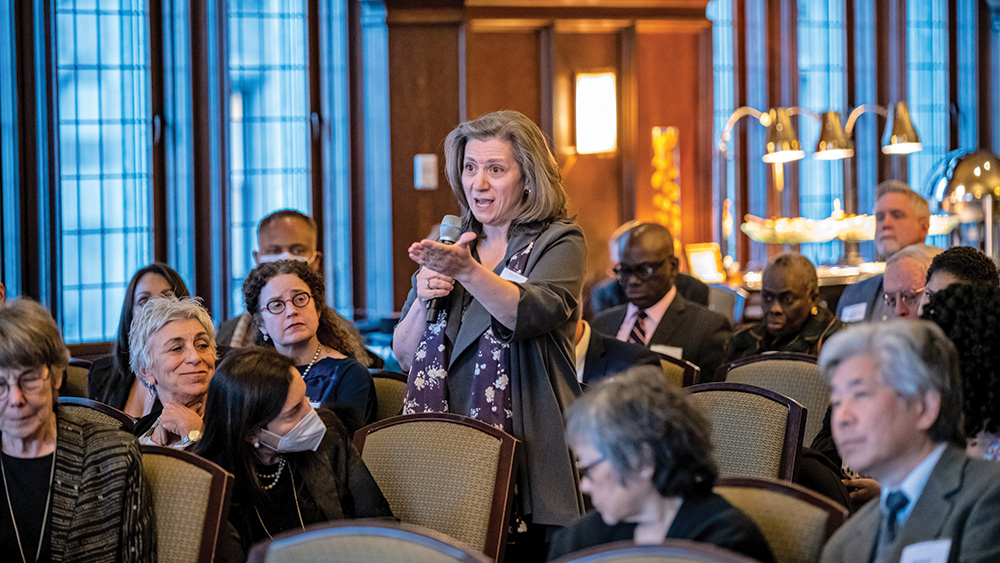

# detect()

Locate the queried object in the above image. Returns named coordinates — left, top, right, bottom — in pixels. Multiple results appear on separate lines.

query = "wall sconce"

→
left=762, top=107, right=805, bottom=164
left=940, top=150, right=1000, bottom=257
left=813, top=111, right=854, bottom=160
left=574, top=72, right=617, bottom=154
left=881, top=102, right=922, bottom=154
left=814, top=101, right=922, bottom=160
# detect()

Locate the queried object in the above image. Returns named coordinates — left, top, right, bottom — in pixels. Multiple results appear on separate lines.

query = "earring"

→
left=811, top=306, right=818, bottom=315
left=263, top=333, right=269, bottom=342
left=253, top=441, right=260, bottom=448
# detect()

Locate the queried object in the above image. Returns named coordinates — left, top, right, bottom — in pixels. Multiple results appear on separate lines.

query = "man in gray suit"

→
left=591, top=223, right=730, bottom=379
left=836, top=180, right=930, bottom=323
left=819, top=320, right=1000, bottom=563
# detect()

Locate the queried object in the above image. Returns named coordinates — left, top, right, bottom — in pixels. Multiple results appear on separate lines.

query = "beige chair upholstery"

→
left=687, top=383, right=804, bottom=480
left=657, top=354, right=701, bottom=388
left=369, top=370, right=408, bottom=421
left=59, top=397, right=135, bottom=431
left=715, top=477, right=848, bottom=563
left=353, top=413, right=520, bottom=562
left=60, top=358, right=91, bottom=398
left=548, top=539, right=758, bottom=563
left=721, top=352, right=829, bottom=445
left=246, top=519, right=492, bottom=563
left=141, top=445, right=234, bottom=563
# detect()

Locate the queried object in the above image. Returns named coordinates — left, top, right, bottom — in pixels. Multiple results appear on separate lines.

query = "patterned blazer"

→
left=46, top=408, right=156, bottom=562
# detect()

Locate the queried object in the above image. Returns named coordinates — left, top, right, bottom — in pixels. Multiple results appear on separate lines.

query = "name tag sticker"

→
left=650, top=344, right=683, bottom=359
left=309, top=401, right=321, bottom=409
left=500, top=268, right=528, bottom=283
left=900, top=539, right=951, bottom=563
left=842, top=302, right=867, bottom=323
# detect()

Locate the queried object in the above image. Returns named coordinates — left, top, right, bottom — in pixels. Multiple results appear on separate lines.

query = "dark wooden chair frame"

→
left=140, top=445, right=235, bottom=563
left=549, top=539, right=758, bottom=563
left=716, top=476, right=848, bottom=541
left=715, top=351, right=818, bottom=382
left=655, top=353, right=701, bottom=387
left=686, top=382, right=805, bottom=481
left=246, top=518, right=492, bottom=563
left=353, top=412, right=521, bottom=563
left=58, top=396, right=135, bottom=431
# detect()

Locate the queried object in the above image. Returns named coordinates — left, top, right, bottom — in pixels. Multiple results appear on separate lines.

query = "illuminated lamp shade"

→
left=575, top=72, right=617, bottom=154
left=941, top=150, right=1000, bottom=211
left=762, top=107, right=804, bottom=163
left=813, top=111, right=854, bottom=160
left=881, top=102, right=922, bottom=155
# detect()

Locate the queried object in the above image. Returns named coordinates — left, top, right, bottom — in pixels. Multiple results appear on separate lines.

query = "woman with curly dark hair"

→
left=243, top=260, right=375, bottom=432
left=922, top=283, right=1000, bottom=460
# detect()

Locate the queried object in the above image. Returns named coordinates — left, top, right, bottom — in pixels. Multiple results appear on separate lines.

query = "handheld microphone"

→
left=426, top=215, right=464, bottom=323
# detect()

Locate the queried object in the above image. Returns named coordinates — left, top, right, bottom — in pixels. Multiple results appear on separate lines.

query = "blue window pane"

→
left=56, top=0, right=151, bottom=343
left=907, top=0, right=950, bottom=201
left=227, top=1, right=312, bottom=316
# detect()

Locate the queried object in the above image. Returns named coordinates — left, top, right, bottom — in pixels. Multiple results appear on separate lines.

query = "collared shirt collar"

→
left=616, top=285, right=677, bottom=343
left=880, top=443, right=947, bottom=526
left=575, top=320, right=592, bottom=383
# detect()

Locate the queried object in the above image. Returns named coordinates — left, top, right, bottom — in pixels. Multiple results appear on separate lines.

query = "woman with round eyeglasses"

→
left=547, top=366, right=774, bottom=562
left=0, top=299, right=154, bottom=562
left=243, top=260, right=375, bottom=433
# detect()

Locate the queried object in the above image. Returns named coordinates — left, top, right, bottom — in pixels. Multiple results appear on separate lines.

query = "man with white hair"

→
left=837, top=180, right=931, bottom=322
left=819, top=321, right=1000, bottom=562
left=881, top=244, right=942, bottom=320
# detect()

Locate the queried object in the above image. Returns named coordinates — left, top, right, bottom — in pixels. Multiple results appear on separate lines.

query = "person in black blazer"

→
left=576, top=319, right=660, bottom=385
left=589, top=223, right=730, bottom=379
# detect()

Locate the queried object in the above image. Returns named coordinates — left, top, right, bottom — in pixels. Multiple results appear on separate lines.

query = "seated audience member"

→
left=243, top=260, right=375, bottom=432
left=548, top=366, right=774, bottom=562
left=218, top=209, right=322, bottom=348
left=837, top=180, right=930, bottom=322
left=575, top=317, right=660, bottom=385
left=195, top=348, right=392, bottom=560
left=922, top=284, right=1000, bottom=460
left=881, top=244, right=942, bottom=320
left=591, top=223, right=730, bottom=378
left=0, top=299, right=155, bottom=562
left=130, top=296, right=216, bottom=448
left=917, top=245, right=999, bottom=315
left=589, top=221, right=709, bottom=317
left=88, top=263, right=190, bottom=417
left=728, top=253, right=843, bottom=361
left=819, top=320, right=1000, bottom=563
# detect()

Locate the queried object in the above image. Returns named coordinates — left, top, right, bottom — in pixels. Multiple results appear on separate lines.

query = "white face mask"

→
left=259, top=408, right=327, bottom=453
left=257, top=251, right=316, bottom=265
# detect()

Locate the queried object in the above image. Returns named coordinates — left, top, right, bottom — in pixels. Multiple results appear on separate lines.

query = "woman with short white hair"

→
left=130, top=296, right=217, bottom=448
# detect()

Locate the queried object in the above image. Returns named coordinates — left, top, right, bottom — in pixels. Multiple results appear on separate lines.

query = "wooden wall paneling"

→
left=876, top=0, right=908, bottom=182
left=634, top=20, right=714, bottom=255
left=553, top=26, right=623, bottom=287
left=465, top=26, right=543, bottom=123
left=733, top=0, right=750, bottom=267
left=387, top=23, right=463, bottom=309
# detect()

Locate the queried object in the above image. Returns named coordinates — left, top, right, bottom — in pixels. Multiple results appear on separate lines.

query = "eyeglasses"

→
left=262, top=291, right=313, bottom=315
left=613, top=261, right=666, bottom=281
left=883, top=287, right=925, bottom=309
left=0, top=369, right=51, bottom=400
left=577, top=456, right=607, bottom=481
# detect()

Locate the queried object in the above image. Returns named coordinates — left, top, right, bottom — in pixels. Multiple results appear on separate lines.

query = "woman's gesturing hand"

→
left=408, top=232, right=478, bottom=280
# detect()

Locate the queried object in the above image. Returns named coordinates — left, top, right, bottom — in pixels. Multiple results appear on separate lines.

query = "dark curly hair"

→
left=922, top=283, right=1000, bottom=437
left=925, top=246, right=999, bottom=287
left=243, top=260, right=371, bottom=367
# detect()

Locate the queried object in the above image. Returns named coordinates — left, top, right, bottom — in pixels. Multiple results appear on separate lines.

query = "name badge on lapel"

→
left=841, top=302, right=867, bottom=323
left=900, top=539, right=951, bottom=563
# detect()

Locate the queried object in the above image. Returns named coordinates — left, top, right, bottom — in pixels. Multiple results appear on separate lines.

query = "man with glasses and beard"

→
left=591, top=223, right=730, bottom=379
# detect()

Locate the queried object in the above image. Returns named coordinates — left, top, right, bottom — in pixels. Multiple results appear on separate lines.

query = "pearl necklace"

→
left=301, top=343, right=323, bottom=378
left=256, top=456, right=286, bottom=491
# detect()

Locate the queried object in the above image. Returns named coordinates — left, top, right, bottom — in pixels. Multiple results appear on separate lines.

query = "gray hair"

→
left=129, top=296, right=216, bottom=375
left=875, top=179, right=930, bottom=219
left=818, top=320, right=964, bottom=446
left=566, top=366, right=717, bottom=497
left=0, top=299, right=70, bottom=396
left=886, top=244, right=943, bottom=272
left=444, top=110, right=568, bottom=237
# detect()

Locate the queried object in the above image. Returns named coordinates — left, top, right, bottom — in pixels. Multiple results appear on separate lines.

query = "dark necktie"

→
left=628, top=310, right=648, bottom=345
left=872, top=490, right=909, bottom=563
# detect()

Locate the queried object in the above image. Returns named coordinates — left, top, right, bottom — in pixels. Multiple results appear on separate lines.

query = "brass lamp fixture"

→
left=813, top=101, right=922, bottom=160
left=940, top=150, right=1000, bottom=257
left=813, top=111, right=854, bottom=160
left=881, top=102, right=922, bottom=154
left=762, top=107, right=805, bottom=164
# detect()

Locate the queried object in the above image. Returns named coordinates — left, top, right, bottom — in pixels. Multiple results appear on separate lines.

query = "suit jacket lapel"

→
left=582, top=332, right=609, bottom=384
left=888, top=445, right=964, bottom=560
left=649, top=294, right=687, bottom=346
left=843, top=502, right=881, bottom=563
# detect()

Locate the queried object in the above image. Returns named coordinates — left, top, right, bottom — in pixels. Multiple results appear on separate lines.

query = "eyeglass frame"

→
left=882, top=287, right=925, bottom=309
left=261, top=291, right=313, bottom=315
left=577, top=456, right=608, bottom=481
left=613, top=260, right=668, bottom=282
left=0, top=367, right=53, bottom=401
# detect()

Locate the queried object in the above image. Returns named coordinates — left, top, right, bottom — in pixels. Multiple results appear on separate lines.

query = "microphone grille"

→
left=439, top=215, right=463, bottom=243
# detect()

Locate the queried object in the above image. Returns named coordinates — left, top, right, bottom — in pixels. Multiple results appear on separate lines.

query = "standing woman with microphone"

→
left=392, top=110, right=587, bottom=544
